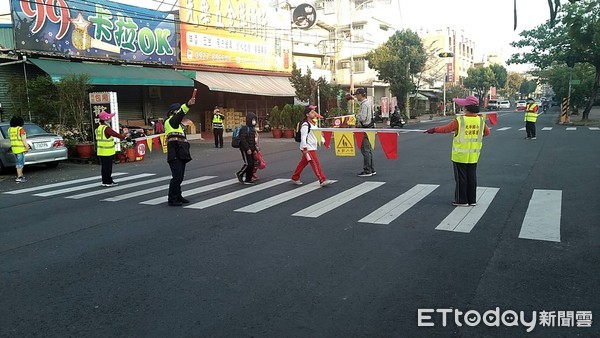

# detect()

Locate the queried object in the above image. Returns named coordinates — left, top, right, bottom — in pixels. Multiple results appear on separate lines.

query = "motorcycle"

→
left=390, top=112, right=406, bottom=128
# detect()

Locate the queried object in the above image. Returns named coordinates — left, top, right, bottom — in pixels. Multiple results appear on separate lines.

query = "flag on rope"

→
left=377, top=132, right=398, bottom=160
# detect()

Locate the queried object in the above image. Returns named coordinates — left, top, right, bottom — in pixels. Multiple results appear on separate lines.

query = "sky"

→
left=0, top=0, right=556, bottom=71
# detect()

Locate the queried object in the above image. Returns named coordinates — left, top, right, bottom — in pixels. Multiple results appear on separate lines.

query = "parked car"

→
left=516, top=100, right=527, bottom=108
left=0, top=122, right=68, bottom=173
left=498, top=100, right=511, bottom=109
left=487, top=100, right=499, bottom=110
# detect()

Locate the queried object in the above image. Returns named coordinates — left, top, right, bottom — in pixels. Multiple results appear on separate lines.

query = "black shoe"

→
left=178, top=196, right=190, bottom=204
left=357, top=171, right=373, bottom=177
left=168, top=200, right=183, bottom=207
left=236, top=172, right=244, bottom=183
left=219, top=145, right=223, bottom=148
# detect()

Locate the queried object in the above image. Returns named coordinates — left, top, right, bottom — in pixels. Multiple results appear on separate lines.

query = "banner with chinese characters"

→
left=10, top=0, right=177, bottom=64
left=179, top=0, right=292, bottom=72
left=89, top=91, right=120, bottom=151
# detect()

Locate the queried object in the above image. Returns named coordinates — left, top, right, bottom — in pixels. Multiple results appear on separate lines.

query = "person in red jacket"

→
left=425, top=96, right=490, bottom=206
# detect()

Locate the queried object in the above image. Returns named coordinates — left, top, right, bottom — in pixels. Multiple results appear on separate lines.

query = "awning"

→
left=30, top=58, right=194, bottom=87
left=195, top=71, right=295, bottom=97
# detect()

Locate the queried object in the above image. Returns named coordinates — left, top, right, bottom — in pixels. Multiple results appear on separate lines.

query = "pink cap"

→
left=99, top=111, right=115, bottom=121
left=453, top=96, right=479, bottom=106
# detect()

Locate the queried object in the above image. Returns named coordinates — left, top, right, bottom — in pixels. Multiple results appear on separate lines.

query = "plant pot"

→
left=126, top=148, right=136, bottom=162
left=272, top=129, right=282, bottom=138
left=282, top=128, right=294, bottom=138
left=76, top=143, right=95, bottom=159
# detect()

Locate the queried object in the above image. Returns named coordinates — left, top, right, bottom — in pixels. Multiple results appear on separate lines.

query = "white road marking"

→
left=66, top=176, right=173, bottom=199
left=519, top=127, right=526, bottom=131
left=235, top=181, right=337, bottom=213
left=103, top=176, right=216, bottom=202
left=566, top=127, right=576, bottom=131
left=292, top=181, right=385, bottom=218
left=518, top=189, right=562, bottom=242
left=496, top=127, right=511, bottom=131
left=589, top=127, right=599, bottom=131
left=359, top=184, right=439, bottom=224
left=4, top=173, right=128, bottom=194
left=542, top=127, right=553, bottom=131
left=33, top=174, right=154, bottom=197
left=435, top=187, right=499, bottom=233
left=140, top=178, right=239, bottom=205
left=185, top=179, right=289, bottom=209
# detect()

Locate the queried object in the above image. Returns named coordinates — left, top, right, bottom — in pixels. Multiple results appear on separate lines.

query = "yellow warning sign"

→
left=334, top=131, right=355, bottom=156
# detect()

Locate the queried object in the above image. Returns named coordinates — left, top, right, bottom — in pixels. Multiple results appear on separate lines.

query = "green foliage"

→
left=27, top=75, right=61, bottom=126
left=463, top=67, right=496, bottom=104
left=365, top=29, right=426, bottom=105
left=289, top=63, right=313, bottom=102
left=56, top=74, right=92, bottom=141
left=281, top=104, right=294, bottom=129
left=534, top=64, right=595, bottom=107
left=291, top=105, right=304, bottom=129
left=519, top=80, right=537, bottom=98
left=489, top=64, right=508, bottom=88
left=504, top=72, right=525, bottom=99
left=269, top=106, right=282, bottom=129
left=7, top=75, right=27, bottom=117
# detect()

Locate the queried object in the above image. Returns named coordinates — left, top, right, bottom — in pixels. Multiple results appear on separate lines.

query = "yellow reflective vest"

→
left=165, top=104, right=190, bottom=137
left=212, top=113, right=224, bottom=129
left=524, top=103, right=538, bottom=122
left=452, top=115, right=484, bottom=164
left=95, top=125, right=116, bottom=156
left=9, top=126, right=27, bottom=154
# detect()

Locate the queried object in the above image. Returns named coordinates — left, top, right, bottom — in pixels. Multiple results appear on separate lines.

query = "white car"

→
left=516, top=100, right=527, bottom=108
left=498, top=100, right=511, bottom=109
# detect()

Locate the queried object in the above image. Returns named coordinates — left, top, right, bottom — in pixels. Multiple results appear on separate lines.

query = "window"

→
left=353, top=59, right=365, bottom=73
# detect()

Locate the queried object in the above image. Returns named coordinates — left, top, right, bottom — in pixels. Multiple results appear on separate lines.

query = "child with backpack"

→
left=291, top=105, right=333, bottom=187
left=235, top=113, right=258, bottom=185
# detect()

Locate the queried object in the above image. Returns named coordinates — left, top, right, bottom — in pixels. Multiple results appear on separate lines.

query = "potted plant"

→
left=281, top=104, right=294, bottom=138
left=120, top=139, right=136, bottom=162
left=269, top=106, right=283, bottom=138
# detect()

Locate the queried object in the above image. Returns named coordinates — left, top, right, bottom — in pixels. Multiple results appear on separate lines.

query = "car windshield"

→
left=0, top=123, right=50, bottom=138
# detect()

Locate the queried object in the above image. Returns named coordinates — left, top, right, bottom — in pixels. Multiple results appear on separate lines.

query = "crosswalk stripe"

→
left=102, top=176, right=216, bottom=202
left=235, top=181, right=335, bottom=213
left=566, top=127, right=576, bottom=131
left=518, top=127, right=525, bottom=131
left=140, top=178, right=239, bottom=205
left=542, top=127, right=552, bottom=130
left=359, top=184, right=439, bottom=224
left=496, top=127, right=511, bottom=131
left=292, top=181, right=385, bottom=218
left=590, top=127, right=600, bottom=131
left=185, top=179, right=290, bottom=210
left=66, top=176, right=173, bottom=199
left=435, top=187, right=499, bottom=233
left=518, top=189, right=561, bottom=242
left=33, top=174, right=155, bottom=197
left=3, top=173, right=128, bottom=194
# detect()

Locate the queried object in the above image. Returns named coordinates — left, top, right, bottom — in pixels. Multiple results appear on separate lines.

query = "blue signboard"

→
left=10, top=0, right=177, bottom=64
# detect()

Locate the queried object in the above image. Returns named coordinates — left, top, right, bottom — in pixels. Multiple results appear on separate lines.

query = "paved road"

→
left=1, top=107, right=598, bottom=336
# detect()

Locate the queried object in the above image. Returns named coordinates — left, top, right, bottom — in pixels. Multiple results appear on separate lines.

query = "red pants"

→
left=291, top=150, right=326, bottom=183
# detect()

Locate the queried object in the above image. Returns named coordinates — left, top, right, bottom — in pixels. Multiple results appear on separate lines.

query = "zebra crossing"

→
left=491, top=126, right=599, bottom=132
left=3, top=173, right=563, bottom=243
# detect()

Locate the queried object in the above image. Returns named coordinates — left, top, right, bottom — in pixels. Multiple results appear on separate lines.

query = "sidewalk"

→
left=567, top=105, right=600, bottom=126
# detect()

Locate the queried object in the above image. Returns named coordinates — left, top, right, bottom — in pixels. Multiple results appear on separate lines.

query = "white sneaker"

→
left=320, top=180, right=334, bottom=187
left=291, top=179, right=303, bottom=185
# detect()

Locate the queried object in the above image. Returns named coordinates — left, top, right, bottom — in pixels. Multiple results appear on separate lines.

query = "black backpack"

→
left=231, top=125, right=247, bottom=148
left=294, top=119, right=311, bottom=142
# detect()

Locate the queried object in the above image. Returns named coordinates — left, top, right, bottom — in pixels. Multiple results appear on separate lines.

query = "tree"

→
left=365, top=29, right=426, bottom=118
left=534, top=63, right=595, bottom=109
left=489, top=64, right=508, bottom=89
left=509, top=0, right=600, bottom=120
left=289, top=62, right=339, bottom=109
left=505, top=72, right=525, bottom=99
left=463, top=67, right=495, bottom=105
left=519, top=80, right=537, bottom=98
left=56, top=74, right=92, bottom=141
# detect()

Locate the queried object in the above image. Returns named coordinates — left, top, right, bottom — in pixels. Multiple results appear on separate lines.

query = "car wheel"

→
left=45, top=161, right=59, bottom=168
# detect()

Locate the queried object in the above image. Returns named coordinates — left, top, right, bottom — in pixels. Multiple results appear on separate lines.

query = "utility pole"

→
left=438, top=52, right=454, bottom=117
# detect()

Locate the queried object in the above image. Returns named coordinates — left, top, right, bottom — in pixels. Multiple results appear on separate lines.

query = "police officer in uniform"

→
left=212, top=107, right=225, bottom=148
left=165, top=94, right=196, bottom=206
left=426, top=96, right=490, bottom=206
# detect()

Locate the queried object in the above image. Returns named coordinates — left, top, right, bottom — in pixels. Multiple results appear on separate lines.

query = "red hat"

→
left=453, top=96, right=479, bottom=106
left=99, top=111, right=115, bottom=121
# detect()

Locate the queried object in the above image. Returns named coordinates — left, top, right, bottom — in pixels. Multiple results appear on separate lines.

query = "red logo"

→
left=20, top=0, right=71, bottom=40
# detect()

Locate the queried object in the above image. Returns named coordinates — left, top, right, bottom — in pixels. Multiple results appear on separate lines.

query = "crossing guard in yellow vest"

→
left=212, top=107, right=225, bottom=148
left=524, top=97, right=538, bottom=140
left=96, top=111, right=126, bottom=187
left=8, top=116, right=30, bottom=183
left=426, top=96, right=490, bottom=206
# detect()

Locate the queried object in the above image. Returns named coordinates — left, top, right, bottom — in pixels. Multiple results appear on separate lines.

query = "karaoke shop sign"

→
left=10, top=0, right=177, bottom=64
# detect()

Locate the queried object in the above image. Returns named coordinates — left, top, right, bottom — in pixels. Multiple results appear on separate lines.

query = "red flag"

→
left=153, top=136, right=160, bottom=150
left=487, top=113, right=498, bottom=125
left=354, top=131, right=364, bottom=149
left=323, top=131, right=333, bottom=148
left=377, top=132, right=398, bottom=160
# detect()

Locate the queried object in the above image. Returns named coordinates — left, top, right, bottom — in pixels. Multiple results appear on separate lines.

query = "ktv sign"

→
left=10, top=0, right=177, bottom=64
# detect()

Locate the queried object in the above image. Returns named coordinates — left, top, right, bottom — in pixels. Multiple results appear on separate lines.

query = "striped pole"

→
left=560, top=97, right=569, bottom=124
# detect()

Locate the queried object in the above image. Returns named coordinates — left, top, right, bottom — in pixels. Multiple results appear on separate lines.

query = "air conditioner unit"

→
left=315, top=1, right=324, bottom=9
